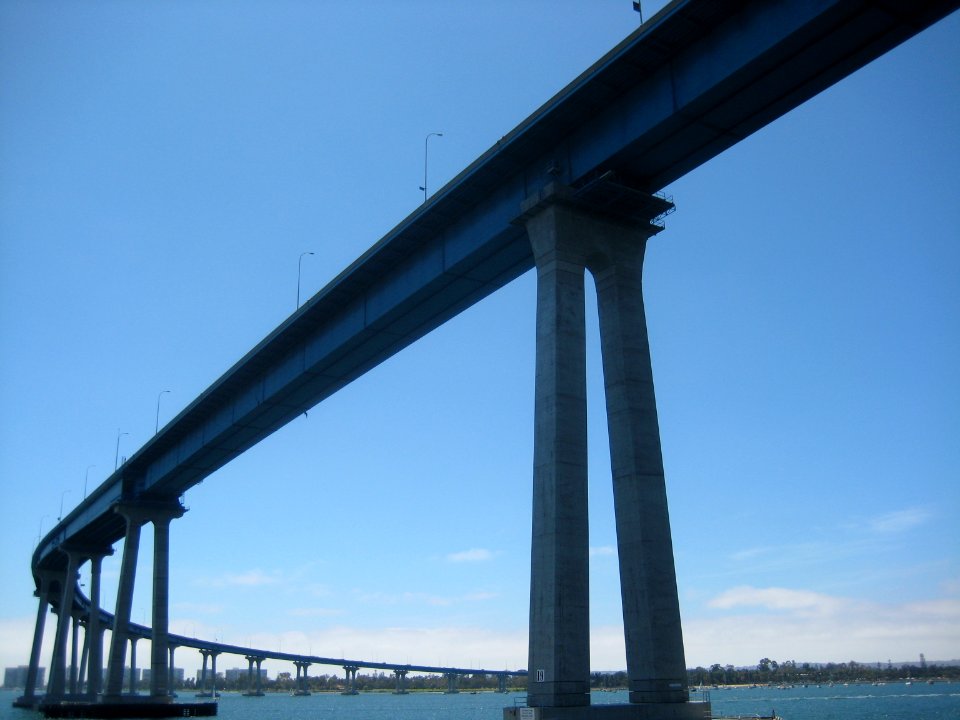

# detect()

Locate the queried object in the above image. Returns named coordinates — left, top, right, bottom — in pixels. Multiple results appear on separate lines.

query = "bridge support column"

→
left=48, top=550, right=82, bottom=699
left=255, top=657, right=264, bottom=695
left=198, top=649, right=210, bottom=695
left=498, top=673, right=508, bottom=693
left=129, top=637, right=139, bottom=694
left=519, top=188, right=591, bottom=710
left=86, top=550, right=111, bottom=698
left=105, top=507, right=145, bottom=697
left=210, top=650, right=219, bottom=697
left=69, top=609, right=82, bottom=694
left=590, top=226, right=688, bottom=705
left=243, top=655, right=264, bottom=696
left=104, top=500, right=184, bottom=700
left=148, top=504, right=185, bottom=698
left=15, top=571, right=55, bottom=707
left=77, top=619, right=89, bottom=694
left=168, top=645, right=177, bottom=695
left=393, top=668, right=408, bottom=694
left=513, top=182, right=702, bottom=719
left=341, top=665, right=359, bottom=695
left=293, top=660, right=311, bottom=695
left=445, top=672, right=459, bottom=694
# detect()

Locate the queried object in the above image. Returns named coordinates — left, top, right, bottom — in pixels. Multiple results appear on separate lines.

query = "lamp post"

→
left=297, top=251, right=315, bottom=309
left=115, top=429, right=128, bottom=471
left=155, top=389, right=171, bottom=434
left=419, top=132, right=443, bottom=203
left=58, top=489, right=71, bottom=522
left=38, top=514, right=48, bottom=543
left=83, top=464, right=96, bottom=500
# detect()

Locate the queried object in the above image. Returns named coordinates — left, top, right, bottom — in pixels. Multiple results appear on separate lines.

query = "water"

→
left=3, top=684, right=958, bottom=720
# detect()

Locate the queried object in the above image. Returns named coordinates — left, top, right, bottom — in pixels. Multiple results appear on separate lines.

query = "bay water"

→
left=3, top=683, right=958, bottom=720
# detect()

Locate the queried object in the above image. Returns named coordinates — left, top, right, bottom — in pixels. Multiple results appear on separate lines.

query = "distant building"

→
left=225, top=667, right=268, bottom=682
left=141, top=668, right=184, bottom=685
left=3, top=666, right=45, bottom=689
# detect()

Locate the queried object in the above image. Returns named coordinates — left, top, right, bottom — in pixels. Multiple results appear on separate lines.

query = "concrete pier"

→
left=511, top=181, right=707, bottom=720
left=341, top=665, right=359, bottom=695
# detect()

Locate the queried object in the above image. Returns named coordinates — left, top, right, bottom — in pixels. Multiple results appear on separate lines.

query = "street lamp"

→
left=37, top=514, right=48, bottom=543
left=156, top=389, right=171, bottom=434
left=58, top=489, right=71, bottom=522
left=419, top=132, right=443, bottom=203
left=297, top=251, right=315, bottom=309
left=83, top=464, right=96, bottom=500
left=115, top=429, right=129, bottom=471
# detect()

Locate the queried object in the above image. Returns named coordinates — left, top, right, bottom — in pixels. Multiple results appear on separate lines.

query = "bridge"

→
left=15, top=0, right=958, bottom=718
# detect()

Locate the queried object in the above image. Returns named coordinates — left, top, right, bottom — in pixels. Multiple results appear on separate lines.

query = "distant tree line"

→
left=684, top=659, right=960, bottom=686
left=204, top=670, right=526, bottom=693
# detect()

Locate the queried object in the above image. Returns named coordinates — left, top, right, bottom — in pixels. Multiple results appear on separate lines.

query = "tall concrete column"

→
left=393, top=668, right=408, bottom=694
left=86, top=550, right=111, bottom=698
left=519, top=189, right=591, bottom=709
left=17, top=571, right=55, bottom=705
left=255, top=657, right=263, bottom=695
left=342, top=665, right=359, bottom=695
left=149, top=504, right=185, bottom=698
left=69, top=610, right=81, bottom=694
left=105, top=508, right=145, bottom=697
left=210, top=651, right=219, bottom=696
left=199, top=649, right=209, bottom=694
left=129, top=637, right=138, bottom=694
left=168, top=645, right=177, bottom=695
left=49, top=550, right=82, bottom=698
left=589, top=232, right=688, bottom=704
left=77, top=621, right=89, bottom=694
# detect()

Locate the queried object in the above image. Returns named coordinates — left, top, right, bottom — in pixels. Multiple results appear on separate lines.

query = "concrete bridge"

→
left=16, top=1, right=958, bottom=718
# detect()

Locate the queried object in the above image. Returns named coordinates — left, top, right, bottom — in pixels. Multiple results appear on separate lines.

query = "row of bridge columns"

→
left=19, top=181, right=692, bottom=719
left=17, top=500, right=186, bottom=707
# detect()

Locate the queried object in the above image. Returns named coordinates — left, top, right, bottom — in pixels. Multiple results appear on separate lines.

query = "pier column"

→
left=148, top=503, right=186, bottom=698
left=588, top=230, right=688, bottom=704
left=518, top=187, right=591, bottom=709
left=129, top=637, right=139, bottom=694
left=210, top=650, right=219, bottom=696
left=48, top=549, right=82, bottom=698
left=445, top=672, right=459, bottom=694
left=77, top=620, right=89, bottom=694
left=105, top=506, right=146, bottom=697
left=168, top=645, right=177, bottom=695
left=246, top=656, right=254, bottom=691
left=498, top=673, right=508, bottom=693
left=86, top=550, right=112, bottom=698
left=69, top=609, right=81, bottom=694
left=393, top=668, right=408, bottom=694
left=342, top=665, right=359, bottom=695
left=514, top=180, right=698, bottom=717
left=198, top=649, right=210, bottom=694
left=16, top=571, right=55, bottom=706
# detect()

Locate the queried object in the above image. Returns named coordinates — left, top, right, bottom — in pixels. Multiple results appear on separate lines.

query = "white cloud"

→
left=708, top=585, right=845, bottom=616
left=683, top=586, right=960, bottom=667
left=196, top=568, right=281, bottom=588
left=867, top=507, right=930, bottom=534
left=590, top=546, right=616, bottom=557
left=287, top=607, right=344, bottom=618
left=446, top=548, right=494, bottom=563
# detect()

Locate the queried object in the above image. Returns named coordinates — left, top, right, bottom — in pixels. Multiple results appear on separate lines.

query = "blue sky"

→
left=1, top=2, right=958, bottom=679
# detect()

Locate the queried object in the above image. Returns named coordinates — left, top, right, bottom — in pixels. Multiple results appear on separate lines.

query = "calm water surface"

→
left=3, top=683, right=958, bottom=720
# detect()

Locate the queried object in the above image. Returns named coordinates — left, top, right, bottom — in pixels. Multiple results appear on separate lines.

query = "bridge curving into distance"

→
left=17, top=0, right=958, bottom=718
